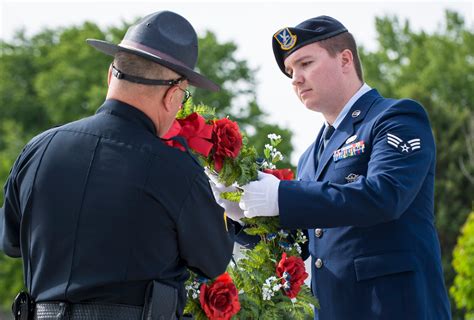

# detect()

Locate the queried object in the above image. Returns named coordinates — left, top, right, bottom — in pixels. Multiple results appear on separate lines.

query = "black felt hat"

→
left=272, top=15, right=348, bottom=77
left=87, top=11, right=219, bottom=91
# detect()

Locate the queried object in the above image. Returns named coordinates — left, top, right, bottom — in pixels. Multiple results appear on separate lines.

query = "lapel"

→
left=298, top=127, right=324, bottom=180
left=314, top=89, right=381, bottom=180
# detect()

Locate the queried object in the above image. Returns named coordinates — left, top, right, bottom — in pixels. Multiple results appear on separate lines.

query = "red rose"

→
left=199, top=272, right=240, bottom=320
left=276, top=252, right=308, bottom=299
left=212, top=118, right=242, bottom=172
left=162, top=113, right=214, bottom=156
left=263, top=168, right=294, bottom=181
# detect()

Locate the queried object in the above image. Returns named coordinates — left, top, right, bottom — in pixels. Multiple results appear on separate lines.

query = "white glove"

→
left=239, top=171, right=280, bottom=218
left=205, top=168, right=245, bottom=223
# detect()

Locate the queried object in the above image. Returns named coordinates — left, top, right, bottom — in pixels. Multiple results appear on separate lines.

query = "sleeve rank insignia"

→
left=387, top=133, right=421, bottom=153
left=274, top=28, right=297, bottom=51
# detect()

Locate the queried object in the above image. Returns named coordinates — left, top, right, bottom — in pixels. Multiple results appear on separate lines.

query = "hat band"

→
left=119, top=40, right=189, bottom=69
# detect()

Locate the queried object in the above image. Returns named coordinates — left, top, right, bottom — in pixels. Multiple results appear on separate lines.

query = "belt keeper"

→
left=57, top=302, right=67, bottom=318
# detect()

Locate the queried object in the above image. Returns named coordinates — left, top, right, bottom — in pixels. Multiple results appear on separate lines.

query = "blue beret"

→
left=272, top=15, right=347, bottom=77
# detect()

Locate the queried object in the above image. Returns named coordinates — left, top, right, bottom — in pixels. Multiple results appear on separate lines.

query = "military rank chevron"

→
left=387, top=133, right=421, bottom=153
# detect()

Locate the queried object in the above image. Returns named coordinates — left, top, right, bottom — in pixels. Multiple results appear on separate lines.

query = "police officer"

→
left=238, top=16, right=451, bottom=319
left=0, top=11, right=234, bottom=320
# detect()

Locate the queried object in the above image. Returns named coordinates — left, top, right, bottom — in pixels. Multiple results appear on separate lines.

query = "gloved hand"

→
left=205, top=168, right=245, bottom=223
left=239, top=171, right=280, bottom=218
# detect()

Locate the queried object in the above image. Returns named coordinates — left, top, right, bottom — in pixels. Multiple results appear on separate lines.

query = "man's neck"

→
left=324, top=80, right=364, bottom=125
left=107, top=89, right=162, bottom=136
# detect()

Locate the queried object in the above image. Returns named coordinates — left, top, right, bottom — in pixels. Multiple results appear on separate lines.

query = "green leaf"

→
left=221, top=191, right=242, bottom=202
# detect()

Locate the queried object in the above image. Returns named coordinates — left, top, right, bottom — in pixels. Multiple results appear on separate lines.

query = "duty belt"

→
left=13, top=281, right=188, bottom=320
left=34, top=302, right=144, bottom=320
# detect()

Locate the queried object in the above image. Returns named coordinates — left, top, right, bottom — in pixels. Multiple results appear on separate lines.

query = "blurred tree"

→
left=0, top=20, right=293, bottom=309
left=195, top=31, right=294, bottom=168
left=0, top=121, right=27, bottom=309
left=451, top=211, right=474, bottom=319
left=360, top=11, right=474, bottom=318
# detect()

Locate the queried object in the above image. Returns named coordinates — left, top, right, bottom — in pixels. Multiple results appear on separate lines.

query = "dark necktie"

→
left=316, top=125, right=335, bottom=162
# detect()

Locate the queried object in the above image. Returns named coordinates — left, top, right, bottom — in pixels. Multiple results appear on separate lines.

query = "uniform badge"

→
left=333, top=141, right=365, bottom=162
left=345, top=173, right=360, bottom=183
left=351, top=110, right=361, bottom=118
left=274, top=28, right=297, bottom=51
left=387, top=133, right=421, bottom=153
left=345, top=135, right=357, bottom=144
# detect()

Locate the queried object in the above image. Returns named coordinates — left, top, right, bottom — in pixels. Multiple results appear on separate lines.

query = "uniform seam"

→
left=176, top=172, right=201, bottom=228
left=24, top=131, right=58, bottom=289
left=58, top=127, right=173, bottom=160
left=124, top=151, right=155, bottom=281
left=64, top=136, right=101, bottom=300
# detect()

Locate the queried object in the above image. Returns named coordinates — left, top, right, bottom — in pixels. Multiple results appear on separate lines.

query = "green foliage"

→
left=451, top=211, right=474, bottom=319
left=178, top=101, right=311, bottom=317
left=241, top=217, right=281, bottom=236
left=186, top=230, right=316, bottom=319
left=183, top=285, right=208, bottom=320
left=360, top=11, right=474, bottom=317
left=177, top=98, right=216, bottom=121
left=216, top=140, right=259, bottom=187
left=194, top=31, right=294, bottom=170
left=0, top=121, right=28, bottom=308
left=0, top=256, right=24, bottom=310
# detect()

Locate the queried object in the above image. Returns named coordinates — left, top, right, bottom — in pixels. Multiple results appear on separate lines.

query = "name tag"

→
left=333, top=141, right=365, bottom=162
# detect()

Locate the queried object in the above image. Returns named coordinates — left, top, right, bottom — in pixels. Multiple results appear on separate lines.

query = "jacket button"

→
left=315, top=258, right=323, bottom=269
left=315, top=228, right=323, bottom=238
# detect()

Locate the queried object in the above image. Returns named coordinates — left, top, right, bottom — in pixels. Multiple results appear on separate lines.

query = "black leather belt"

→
left=34, top=302, right=145, bottom=320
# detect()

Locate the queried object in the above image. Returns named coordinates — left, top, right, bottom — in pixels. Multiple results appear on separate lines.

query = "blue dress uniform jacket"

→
left=0, top=99, right=234, bottom=315
left=279, top=89, right=451, bottom=319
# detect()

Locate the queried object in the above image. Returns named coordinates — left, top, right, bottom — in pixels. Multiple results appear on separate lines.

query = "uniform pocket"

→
left=334, top=155, right=368, bottom=169
left=353, top=251, right=417, bottom=282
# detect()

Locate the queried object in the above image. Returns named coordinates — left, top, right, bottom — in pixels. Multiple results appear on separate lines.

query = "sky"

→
left=1, top=0, right=473, bottom=164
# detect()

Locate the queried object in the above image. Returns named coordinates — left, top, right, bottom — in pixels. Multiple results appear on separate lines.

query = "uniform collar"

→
left=96, top=99, right=157, bottom=135
left=325, top=83, right=372, bottom=130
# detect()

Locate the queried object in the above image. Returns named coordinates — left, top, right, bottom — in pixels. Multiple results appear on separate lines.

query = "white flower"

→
left=271, top=150, right=284, bottom=162
left=295, top=243, right=302, bottom=254
left=264, top=144, right=274, bottom=151
left=278, top=230, right=289, bottom=238
left=265, top=276, right=277, bottom=284
left=267, top=133, right=281, bottom=141
left=262, top=285, right=275, bottom=301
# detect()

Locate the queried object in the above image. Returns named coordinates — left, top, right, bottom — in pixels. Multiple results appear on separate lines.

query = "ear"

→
left=107, top=64, right=113, bottom=86
left=162, top=86, right=180, bottom=112
left=340, top=49, right=354, bottom=73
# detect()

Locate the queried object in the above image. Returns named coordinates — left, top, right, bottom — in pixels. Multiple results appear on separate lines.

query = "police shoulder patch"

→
left=387, top=133, right=421, bottom=154
left=274, top=28, right=297, bottom=51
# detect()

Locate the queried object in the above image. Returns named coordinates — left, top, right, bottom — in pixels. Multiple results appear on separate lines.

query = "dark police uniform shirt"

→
left=0, top=99, right=234, bottom=314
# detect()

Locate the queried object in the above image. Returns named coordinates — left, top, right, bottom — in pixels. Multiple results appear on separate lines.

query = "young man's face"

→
left=284, top=42, right=345, bottom=114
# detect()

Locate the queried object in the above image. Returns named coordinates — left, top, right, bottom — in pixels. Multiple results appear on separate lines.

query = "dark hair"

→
left=318, top=32, right=363, bottom=81
left=113, top=52, right=176, bottom=81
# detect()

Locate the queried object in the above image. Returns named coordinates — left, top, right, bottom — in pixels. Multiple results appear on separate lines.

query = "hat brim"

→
left=87, top=39, right=220, bottom=92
